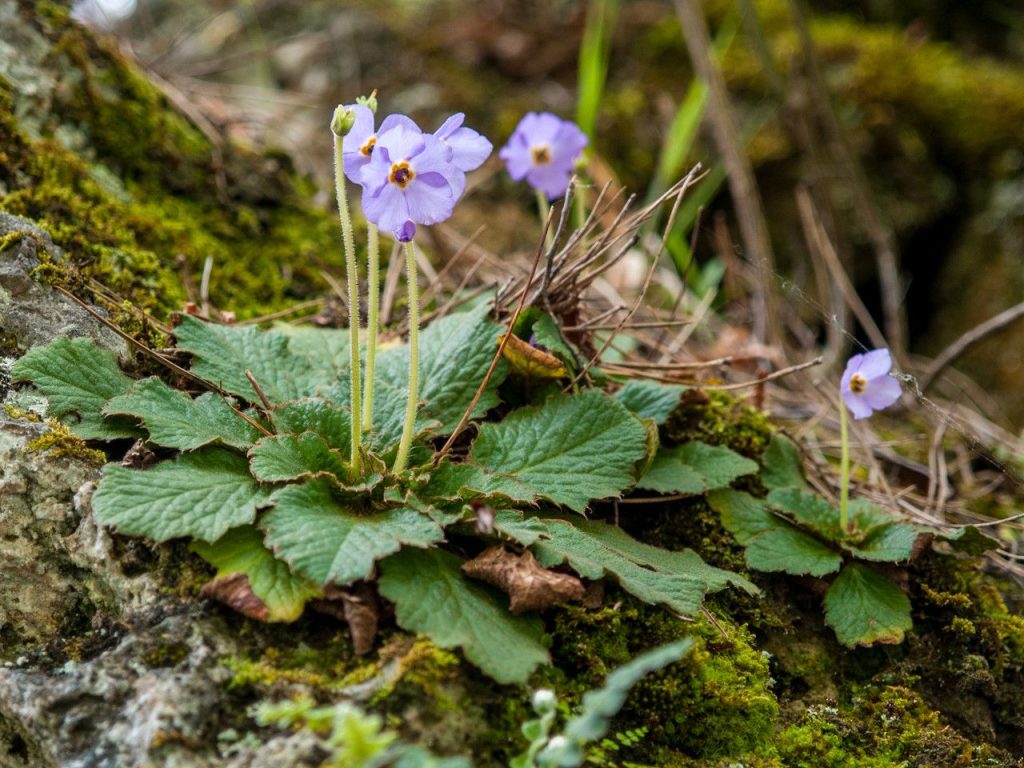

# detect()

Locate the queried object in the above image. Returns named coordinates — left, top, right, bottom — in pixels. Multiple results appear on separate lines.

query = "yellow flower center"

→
left=389, top=161, right=414, bottom=189
left=849, top=373, right=866, bottom=394
left=531, top=145, right=551, bottom=165
left=360, top=136, right=376, bottom=157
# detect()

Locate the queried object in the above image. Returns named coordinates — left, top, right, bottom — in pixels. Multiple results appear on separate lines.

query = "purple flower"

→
left=340, top=104, right=378, bottom=183
left=358, top=118, right=458, bottom=242
left=434, top=113, right=492, bottom=197
left=499, top=112, right=588, bottom=200
left=841, top=349, right=901, bottom=419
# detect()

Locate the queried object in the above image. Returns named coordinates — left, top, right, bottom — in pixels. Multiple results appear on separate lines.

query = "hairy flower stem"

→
left=839, top=394, right=850, bottom=532
left=362, top=223, right=380, bottom=433
left=536, top=189, right=553, bottom=250
left=393, top=241, right=420, bottom=473
left=333, top=133, right=362, bottom=473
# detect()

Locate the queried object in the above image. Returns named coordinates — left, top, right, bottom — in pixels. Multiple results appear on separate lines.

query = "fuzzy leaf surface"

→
left=248, top=432, right=348, bottom=483
left=844, top=523, right=923, bottom=562
left=637, top=441, right=758, bottom=495
left=824, top=563, right=912, bottom=646
left=768, top=488, right=843, bottom=539
left=191, top=526, right=321, bottom=622
left=276, top=325, right=351, bottom=378
left=92, top=448, right=268, bottom=543
left=261, top=480, right=444, bottom=586
left=469, top=391, right=648, bottom=512
left=374, top=304, right=509, bottom=434
left=495, top=512, right=752, bottom=616
left=270, top=399, right=351, bottom=453
left=744, top=527, right=842, bottom=577
left=761, top=433, right=805, bottom=491
left=11, top=337, right=138, bottom=439
left=614, top=380, right=686, bottom=424
left=378, top=547, right=550, bottom=684
left=421, top=461, right=536, bottom=505
left=105, top=377, right=259, bottom=450
left=175, top=316, right=327, bottom=404
left=707, top=489, right=781, bottom=545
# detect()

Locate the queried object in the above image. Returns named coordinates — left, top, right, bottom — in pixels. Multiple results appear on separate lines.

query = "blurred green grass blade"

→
left=577, top=0, right=619, bottom=140
left=649, top=80, right=709, bottom=199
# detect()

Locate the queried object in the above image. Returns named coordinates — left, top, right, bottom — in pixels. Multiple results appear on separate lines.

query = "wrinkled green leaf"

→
left=248, top=432, right=348, bottom=483
left=495, top=512, right=753, bottom=616
left=93, top=448, right=269, bottom=542
left=270, top=398, right=351, bottom=453
left=378, top=547, right=550, bottom=684
left=767, top=488, right=843, bottom=539
left=637, top=441, right=757, bottom=495
left=470, top=391, right=648, bottom=512
left=11, top=337, right=138, bottom=439
left=104, top=377, right=258, bottom=451
left=744, top=527, right=843, bottom=577
left=844, top=522, right=923, bottom=562
left=175, top=316, right=328, bottom=404
left=421, top=461, right=535, bottom=505
left=191, top=526, right=321, bottom=622
left=761, top=433, right=805, bottom=491
left=707, top=489, right=780, bottom=545
left=262, top=480, right=444, bottom=586
left=939, top=525, right=999, bottom=555
left=614, top=380, right=686, bottom=424
left=276, top=325, right=351, bottom=378
left=824, top=563, right=912, bottom=647
left=374, top=304, right=509, bottom=434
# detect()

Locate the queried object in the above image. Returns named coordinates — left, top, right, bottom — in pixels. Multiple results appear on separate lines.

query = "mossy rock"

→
left=0, top=0, right=342, bottom=341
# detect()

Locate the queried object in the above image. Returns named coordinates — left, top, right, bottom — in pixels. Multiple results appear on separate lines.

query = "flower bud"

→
left=356, top=89, right=378, bottom=114
left=331, top=105, right=356, bottom=137
left=532, top=689, right=557, bottom=714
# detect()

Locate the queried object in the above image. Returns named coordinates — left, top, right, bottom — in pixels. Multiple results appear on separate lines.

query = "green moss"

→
left=662, top=389, right=775, bottom=457
left=0, top=11, right=343, bottom=340
left=26, top=418, right=106, bottom=464
left=544, top=596, right=778, bottom=764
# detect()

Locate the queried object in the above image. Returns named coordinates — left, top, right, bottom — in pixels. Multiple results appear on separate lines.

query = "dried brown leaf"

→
left=462, top=545, right=585, bottom=613
left=310, top=583, right=380, bottom=656
left=200, top=573, right=268, bottom=622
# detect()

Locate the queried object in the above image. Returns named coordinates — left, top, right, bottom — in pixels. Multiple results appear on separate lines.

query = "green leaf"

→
left=191, top=526, right=321, bottom=622
left=939, top=525, right=999, bottom=555
left=248, top=432, right=349, bottom=483
left=707, top=489, right=781, bottom=545
left=92, top=448, right=269, bottom=543
left=469, top=391, right=648, bottom=512
left=744, top=527, right=842, bottom=577
left=104, top=377, right=259, bottom=451
left=261, top=480, right=444, bottom=587
left=495, top=512, right=753, bottom=616
left=378, top=548, right=550, bottom=684
left=637, top=441, right=757, bottom=495
left=767, top=488, right=843, bottom=539
left=421, top=461, right=536, bottom=505
left=530, top=313, right=578, bottom=370
left=614, top=380, right=686, bottom=424
left=844, top=523, right=923, bottom=562
left=276, top=325, right=351, bottom=378
left=270, top=398, right=352, bottom=453
left=761, top=433, right=805, bottom=491
left=11, top=337, right=138, bottom=439
left=374, top=304, right=509, bottom=434
left=175, top=316, right=328, bottom=404
left=824, top=563, right=912, bottom=647
left=543, top=639, right=693, bottom=767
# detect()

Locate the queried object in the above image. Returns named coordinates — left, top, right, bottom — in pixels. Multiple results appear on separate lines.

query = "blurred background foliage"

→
left=71, top=0, right=1024, bottom=428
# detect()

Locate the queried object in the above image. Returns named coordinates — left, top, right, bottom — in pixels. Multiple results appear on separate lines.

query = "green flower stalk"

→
left=838, top=348, right=901, bottom=531
left=362, top=223, right=380, bottom=433
left=331, top=105, right=362, bottom=473
left=393, top=240, right=420, bottom=473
